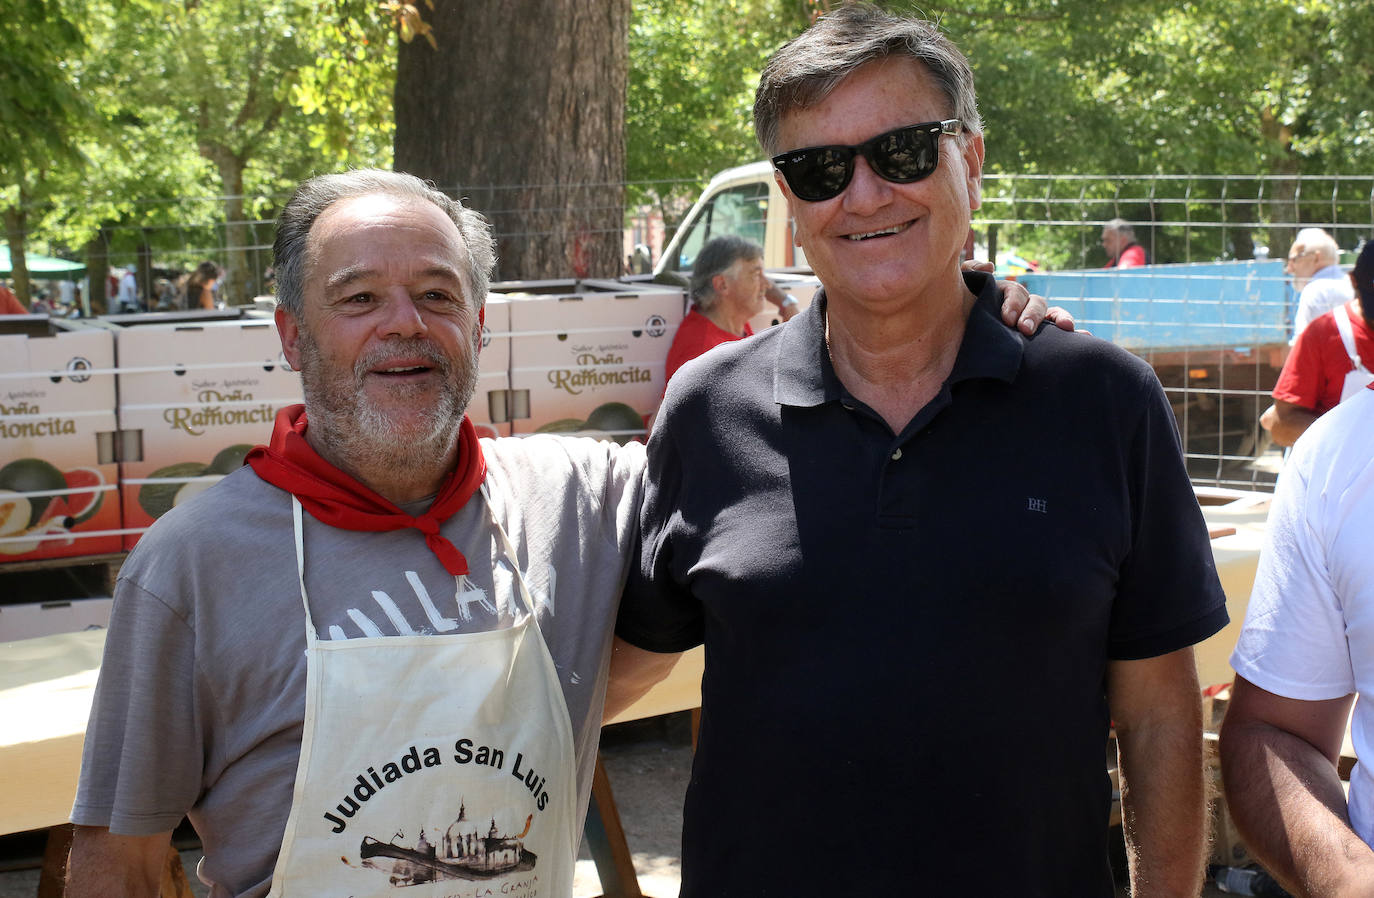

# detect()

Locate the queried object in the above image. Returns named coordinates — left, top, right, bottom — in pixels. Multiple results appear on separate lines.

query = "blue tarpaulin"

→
left=1016, top=260, right=1292, bottom=351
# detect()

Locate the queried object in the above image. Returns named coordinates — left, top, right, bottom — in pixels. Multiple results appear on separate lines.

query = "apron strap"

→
left=1334, top=302, right=1370, bottom=374
left=291, top=496, right=320, bottom=647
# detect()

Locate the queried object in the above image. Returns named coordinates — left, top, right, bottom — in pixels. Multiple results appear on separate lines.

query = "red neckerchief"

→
left=246, top=404, right=486, bottom=575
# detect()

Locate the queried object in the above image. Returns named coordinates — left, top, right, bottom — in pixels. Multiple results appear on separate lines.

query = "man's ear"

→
left=276, top=306, right=303, bottom=370
left=773, top=170, right=804, bottom=248
left=962, top=132, right=986, bottom=212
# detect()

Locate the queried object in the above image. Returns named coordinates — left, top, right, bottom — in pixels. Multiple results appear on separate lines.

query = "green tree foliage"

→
left=23, top=0, right=394, bottom=310
left=910, top=0, right=1374, bottom=266
left=0, top=0, right=92, bottom=304
left=626, top=0, right=812, bottom=222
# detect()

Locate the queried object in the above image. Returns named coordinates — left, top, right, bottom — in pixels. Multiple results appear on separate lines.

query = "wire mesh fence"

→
left=13, top=172, right=1374, bottom=489
left=980, top=174, right=1374, bottom=490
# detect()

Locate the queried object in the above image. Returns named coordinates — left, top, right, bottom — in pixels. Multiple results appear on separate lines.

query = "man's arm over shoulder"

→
left=1220, top=679, right=1374, bottom=898
left=1107, top=648, right=1207, bottom=897
left=66, top=826, right=171, bottom=898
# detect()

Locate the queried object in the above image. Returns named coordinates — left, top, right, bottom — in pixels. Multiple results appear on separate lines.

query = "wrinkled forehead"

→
left=305, top=194, right=472, bottom=289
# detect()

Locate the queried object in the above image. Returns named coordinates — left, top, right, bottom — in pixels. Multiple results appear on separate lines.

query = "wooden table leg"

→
left=36, top=824, right=74, bottom=898
left=583, top=754, right=650, bottom=898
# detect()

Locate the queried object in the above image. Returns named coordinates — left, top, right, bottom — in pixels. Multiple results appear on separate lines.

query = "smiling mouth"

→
left=846, top=221, right=912, bottom=241
left=373, top=365, right=432, bottom=376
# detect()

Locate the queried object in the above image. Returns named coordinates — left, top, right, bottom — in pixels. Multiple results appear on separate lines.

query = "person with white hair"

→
left=1288, top=227, right=1353, bottom=335
left=1101, top=218, right=1147, bottom=268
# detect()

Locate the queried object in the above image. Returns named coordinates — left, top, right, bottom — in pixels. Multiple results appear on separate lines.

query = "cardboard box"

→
left=97, top=311, right=302, bottom=548
left=502, top=283, right=686, bottom=441
left=0, top=317, right=122, bottom=562
left=0, top=597, right=113, bottom=643
left=469, top=295, right=510, bottom=439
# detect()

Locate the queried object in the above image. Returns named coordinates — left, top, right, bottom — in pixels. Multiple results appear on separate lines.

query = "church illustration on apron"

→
left=358, top=797, right=537, bottom=886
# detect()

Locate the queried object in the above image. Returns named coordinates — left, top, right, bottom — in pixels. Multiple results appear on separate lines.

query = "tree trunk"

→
left=4, top=202, right=31, bottom=306
left=138, top=228, right=155, bottom=308
left=207, top=147, right=250, bottom=305
left=84, top=230, right=112, bottom=316
left=393, top=0, right=629, bottom=281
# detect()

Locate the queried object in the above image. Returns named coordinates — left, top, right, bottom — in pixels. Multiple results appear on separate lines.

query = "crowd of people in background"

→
left=0, top=260, right=234, bottom=318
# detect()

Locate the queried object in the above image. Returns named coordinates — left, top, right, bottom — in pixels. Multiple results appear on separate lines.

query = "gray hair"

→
left=1291, top=227, right=1340, bottom=267
left=1104, top=218, right=1136, bottom=240
left=753, top=3, right=982, bottom=157
left=272, top=169, right=496, bottom=317
left=689, top=236, right=763, bottom=310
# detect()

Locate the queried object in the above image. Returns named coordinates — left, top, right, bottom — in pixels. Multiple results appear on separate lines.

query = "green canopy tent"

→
left=0, top=245, right=86, bottom=277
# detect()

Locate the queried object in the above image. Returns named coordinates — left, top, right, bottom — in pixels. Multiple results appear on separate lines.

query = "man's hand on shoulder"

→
left=960, top=259, right=1075, bottom=335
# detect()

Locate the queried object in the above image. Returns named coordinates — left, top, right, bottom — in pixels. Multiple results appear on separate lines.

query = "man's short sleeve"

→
left=1230, top=439, right=1356, bottom=700
left=1107, top=375, right=1229, bottom=660
left=71, top=578, right=205, bottom=834
left=616, top=397, right=706, bottom=653
left=1273, top=319, right=1332, bottom=410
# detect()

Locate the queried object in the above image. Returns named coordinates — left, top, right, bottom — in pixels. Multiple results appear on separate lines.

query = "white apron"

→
left=266, top=488, right=577, bottom=898
left=1333, top=301, right=1374, bottom=401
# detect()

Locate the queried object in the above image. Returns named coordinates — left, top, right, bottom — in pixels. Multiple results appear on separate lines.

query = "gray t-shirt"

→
left=72, top=435, right=645, bottom=898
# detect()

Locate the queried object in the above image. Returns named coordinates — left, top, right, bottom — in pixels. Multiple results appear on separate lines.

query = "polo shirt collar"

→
left=1313, top=263, right=1345, bottom=281
left=773, top=270, right=1024, bottom=409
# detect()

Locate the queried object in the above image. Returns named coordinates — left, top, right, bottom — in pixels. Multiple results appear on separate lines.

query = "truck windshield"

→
left=671, top=182, right=770, bottom=273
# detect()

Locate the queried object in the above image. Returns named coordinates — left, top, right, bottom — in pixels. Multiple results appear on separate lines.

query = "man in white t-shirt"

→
left=115, top=268, right=140, bottom=312
left=1222, top=384, right=1374, bottom=895
left=1288, top=227, right=1353, bottom=336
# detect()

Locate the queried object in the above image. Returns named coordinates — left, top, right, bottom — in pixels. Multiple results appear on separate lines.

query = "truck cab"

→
left=652, top=162, right=805, bottom=281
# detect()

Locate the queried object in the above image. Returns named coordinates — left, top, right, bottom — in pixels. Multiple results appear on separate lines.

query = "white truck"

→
left=652, top=162, right=805, bottom=280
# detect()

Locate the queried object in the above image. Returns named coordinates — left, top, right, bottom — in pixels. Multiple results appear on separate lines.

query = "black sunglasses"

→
left=771, top=119, right=963, bottom=202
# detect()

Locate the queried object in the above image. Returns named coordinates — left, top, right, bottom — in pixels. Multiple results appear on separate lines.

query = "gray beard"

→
left=295, top=329, right=478, bottom=479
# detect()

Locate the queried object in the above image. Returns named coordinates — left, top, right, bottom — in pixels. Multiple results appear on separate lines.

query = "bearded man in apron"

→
left=66, top=171, right=645, bottom=898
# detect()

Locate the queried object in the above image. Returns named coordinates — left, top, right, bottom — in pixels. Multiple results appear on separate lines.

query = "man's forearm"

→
left=1269, top=402, right=1320, bottom=447
left=1220, top=719, right=1374, bottom=898
left=1116, top=716, right=1208, bottom=897
left=66, top=826, right=170, bottom=898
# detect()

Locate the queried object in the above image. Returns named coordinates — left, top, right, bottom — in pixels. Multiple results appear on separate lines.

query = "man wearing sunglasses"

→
left=616, top=5, right=1227, bottom=896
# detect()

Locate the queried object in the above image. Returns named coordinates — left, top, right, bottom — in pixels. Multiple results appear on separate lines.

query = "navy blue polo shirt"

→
left=619, top=271, right=1228, bottom=896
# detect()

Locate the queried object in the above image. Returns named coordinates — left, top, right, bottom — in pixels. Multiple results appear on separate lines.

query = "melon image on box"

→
left=0, top=317, right=121, bottom=562
left=503, top=284, right=685, bottom=443
left=467, top=294, right=510, bottom=439
left=98, top=312, right=302, bottom=549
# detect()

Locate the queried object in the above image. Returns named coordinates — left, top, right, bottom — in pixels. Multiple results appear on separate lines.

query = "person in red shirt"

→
left=665, top=236, right=793, bottom=385
left=0, top=282, right=26, bottom=314
left=1263, top=241, right=1374, bottom=446
left=1101, top=219, right=1147, bottom=268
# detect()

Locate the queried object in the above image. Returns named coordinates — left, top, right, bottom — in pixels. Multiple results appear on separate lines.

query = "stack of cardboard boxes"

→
left=0, top=316, right=121, bottom=640
left=1, top=273, right=819, bottom=640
